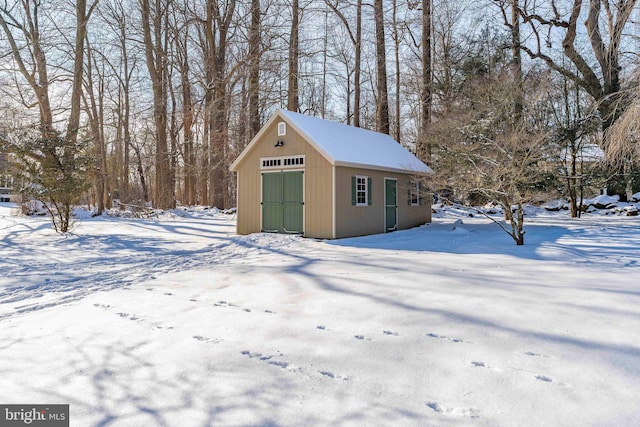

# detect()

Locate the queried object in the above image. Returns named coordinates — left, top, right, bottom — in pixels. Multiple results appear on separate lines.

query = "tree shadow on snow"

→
left=326, top=217, right=640, bottom=265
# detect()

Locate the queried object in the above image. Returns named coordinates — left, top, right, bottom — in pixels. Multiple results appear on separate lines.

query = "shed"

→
left=230, top=109, right=433, bottom=239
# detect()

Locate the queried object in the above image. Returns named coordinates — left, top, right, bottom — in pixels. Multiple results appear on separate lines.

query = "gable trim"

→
left=231, top=109, right=433, bottom=175
left=230, top=110, right=335, bottom=172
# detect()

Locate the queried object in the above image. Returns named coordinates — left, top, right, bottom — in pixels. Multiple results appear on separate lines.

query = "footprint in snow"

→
left=117, top=312, right=142, bottom=322
left=241, top=350, right=300, bottom=372
left=354, top=335, right=372, bottom=341
left=93, top=303, right=110, bottom=309
left=536, top=375, right=568, bottom=387
left=382, top=330, right=399, bottom=336
left=193, top=335, right=221, bottom=344
left=164, top=292, right=173, bottom=296
left=319, top=370, right=349, bottom=381
left=426, top=402, right=480, bottom=418
left=521, top=351, right=551, bottom=358
left=426, top=332, right=469, bottom=343
left=316, top=325, right=326, bottom=330
left=469, top=361, right=502, bottom=372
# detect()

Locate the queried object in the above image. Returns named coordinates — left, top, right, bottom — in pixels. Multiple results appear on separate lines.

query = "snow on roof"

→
left=279, top=110, right=433, bottom=174
left=231, top=110, right=433, bottom=174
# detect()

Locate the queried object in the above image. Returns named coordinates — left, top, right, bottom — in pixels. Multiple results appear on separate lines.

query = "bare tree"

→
left=509, top=0, right=522, bottom=121
left=604, top=80, right=640, bottom=197
left=390, top=0, right=402, bottom=142
left=606, top=84, right=640, bottom=163
left=547, top=73, right=600, bottom=218
left=430, top=69, right=552, bottom=245
left=172, top=7, right=197, bottom=206
left=1, top=1, right=92, bottom=231
left=418, top=0, right=431, bottom=161
left=493, top=0, right=638, bottom=132
left=288, top=0, right=300, bottom=112
left=97, top=0, right=138, bottom=203
left=83, top=36, right=110, bottom=215
left=323, top=0, right=363, bottom=127
left=248, top=0, right=261, bottom=136
left=0, top=1, right=55, bottom=138
left=201, top=0, right=236, bottom=209
left=374, top=0, right=390, bottom=134
left=67, top=0, right=99, bottom=145
left=140, top=0, right=174, bottom=209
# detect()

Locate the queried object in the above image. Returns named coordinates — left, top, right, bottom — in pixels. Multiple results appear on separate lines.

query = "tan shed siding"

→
left=397, top=179, right=432, bottom=230
left=335, top=167, right=431, bottom=238
left=235, top=164, right=261, bottom=235
left=335, top=167, right=385, bottom=238
left=304, top=162, right=334, bottom=238
left=234, top=117, right=333, bottom=237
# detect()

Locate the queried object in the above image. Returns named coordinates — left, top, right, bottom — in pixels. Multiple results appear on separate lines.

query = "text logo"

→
left=0, top=405, right=68, bottom=427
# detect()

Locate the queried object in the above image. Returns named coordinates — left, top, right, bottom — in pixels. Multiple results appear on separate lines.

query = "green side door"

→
left=385, top=178, right=398, bottom=232
left=262, top=171, right=303, bottom=234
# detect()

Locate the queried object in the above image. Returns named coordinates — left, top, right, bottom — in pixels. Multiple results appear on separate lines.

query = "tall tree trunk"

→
left=67, top=0, right=86, bottom=144
left=354, top=0, right=362, bottom=127
left=131, top=142, right=149, bottom=203
left=248, top=0, right=261, bottom=137
left=0, top=2, right=54, bottom=138
left=83, top=37, right=110, bottom=215
left=67, top=0, right=97, bottom=145
left=288, top=0, right=299, bottom=112
left=324, top=0, right=361, bottom=126
left=205, top=0, right=236, bottom=210
left=140, top=0, right=173, bottom=209
left=419, top=0, right=431, bottom=161
left=108, top=0, right=133, bottom=201
left=180, top=54, right=196, bottom=206
left=392, top=0, right=401, bottom=142
left=321, top=7, right=328, bottom=118
left=374, top=0, right=390, bottom=135
left=511, top=0, right=523, bottom=122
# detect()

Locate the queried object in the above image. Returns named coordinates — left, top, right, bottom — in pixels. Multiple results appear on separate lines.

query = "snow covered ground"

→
left=1, top=202, right=639, bottom=426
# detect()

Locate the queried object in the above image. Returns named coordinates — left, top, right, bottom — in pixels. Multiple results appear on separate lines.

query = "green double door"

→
left=262, top=171, right=304, bottom=234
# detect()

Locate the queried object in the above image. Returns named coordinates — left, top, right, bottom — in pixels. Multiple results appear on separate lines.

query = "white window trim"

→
left=277, top=122, right=287, bottom=136
left=410, top=181, right=420, bottom=206
left=356, top=175, right=368, bottom=207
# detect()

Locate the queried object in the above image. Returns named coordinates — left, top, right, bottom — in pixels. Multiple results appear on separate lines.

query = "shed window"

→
left=277, top=122, right=286, bottom=136
left=409, top=181, right=420, bottom=206
left=0, top=174, right=12, bottom=188
left=352, top=175, right=372, bottom=206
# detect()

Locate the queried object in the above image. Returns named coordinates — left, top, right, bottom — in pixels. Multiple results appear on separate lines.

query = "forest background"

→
left=1, top=0, right=639, bottom=233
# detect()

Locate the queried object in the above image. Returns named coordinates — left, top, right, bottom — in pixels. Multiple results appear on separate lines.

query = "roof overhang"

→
left=333, top=160, right=433, bottom=175
left=231, top=109, right=434, bottom=175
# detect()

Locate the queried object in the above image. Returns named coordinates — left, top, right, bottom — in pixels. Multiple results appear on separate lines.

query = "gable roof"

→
left=231, top=109, right=433, bottom=174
